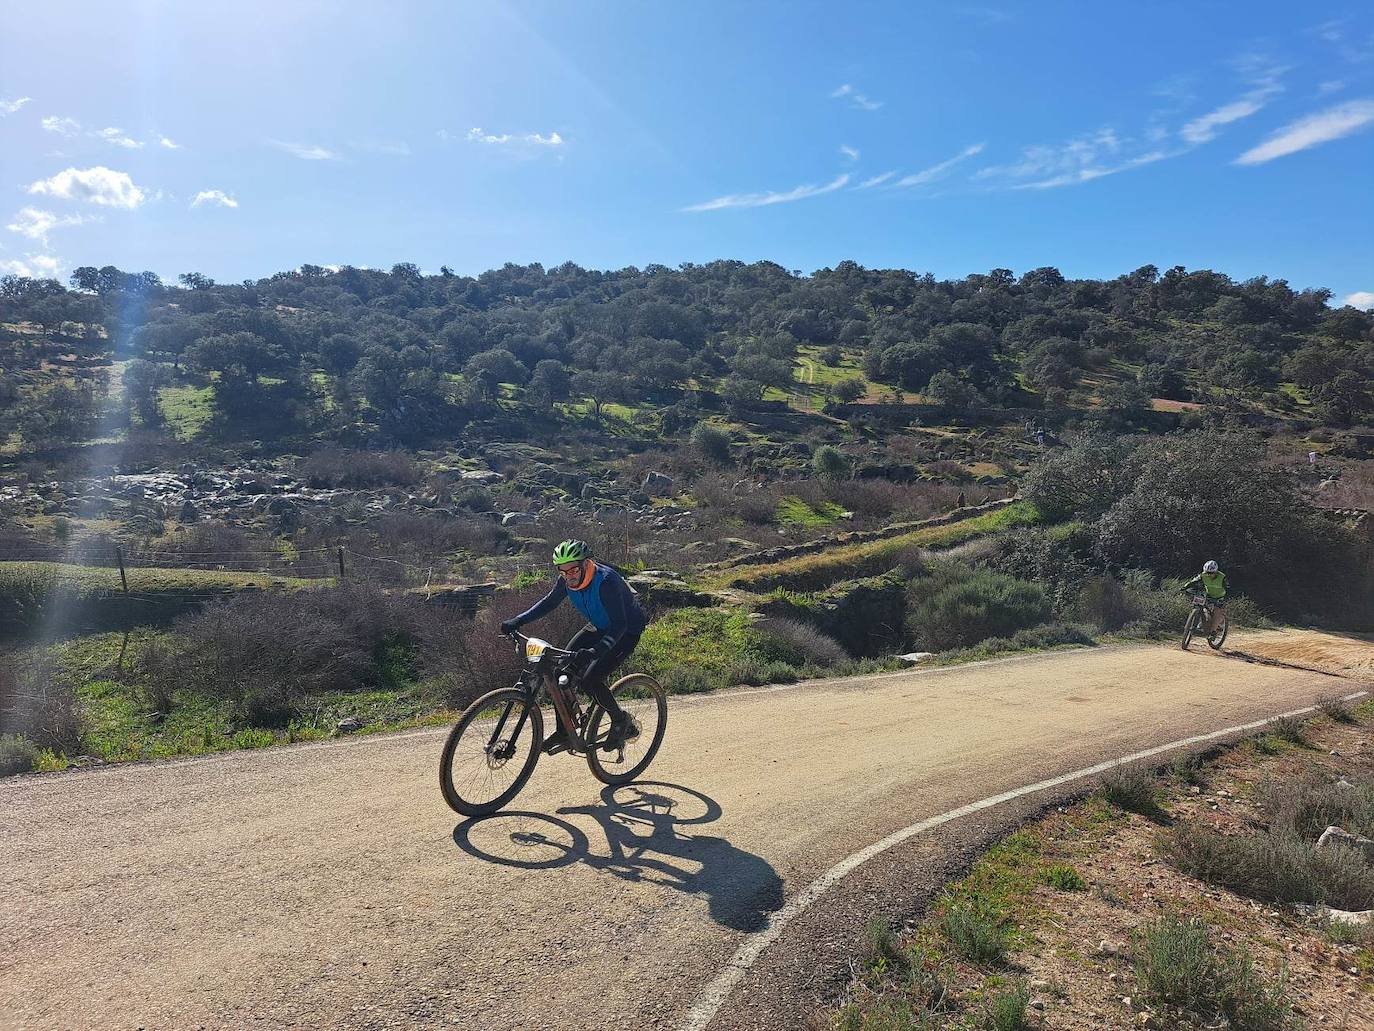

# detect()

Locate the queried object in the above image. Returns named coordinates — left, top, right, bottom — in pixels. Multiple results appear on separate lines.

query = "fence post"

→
left=115, top=546, right=129, bottom=595
left=337, top=546, right=346, bottom=582
left=115, top=546, right=130, bottom=673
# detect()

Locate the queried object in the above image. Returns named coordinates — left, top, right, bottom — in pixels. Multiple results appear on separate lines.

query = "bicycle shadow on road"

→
left=451, top=782, right=784, bottom=932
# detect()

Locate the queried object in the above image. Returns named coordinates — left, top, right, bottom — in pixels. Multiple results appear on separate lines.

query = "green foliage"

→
left=1131, top=916, right=1215, bottom=1009
left=690, top=421, right=733, bottom=464
left=1022, top=433, right=1136, bottom=522
left=1132, top=917, right=1296, bottom=1029
left=940, top=898, right=1008, bottom=965
left=0, top=733, right=38, bottom=775
left=1095, top=432, right=1373, bottom=623
left=907, top=566, right=1051, bottom=651
left=812, top=445, right=849, bottom=481
left=979, top=982, right=1032, bottom=1031
left=1041, top=864, right=1086, bottom=891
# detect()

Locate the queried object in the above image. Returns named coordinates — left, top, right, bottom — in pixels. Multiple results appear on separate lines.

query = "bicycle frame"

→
left=494, top=633, right=591, bottom=756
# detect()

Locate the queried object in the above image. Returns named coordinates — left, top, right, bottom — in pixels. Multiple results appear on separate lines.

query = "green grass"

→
left=632, top=606, right=802, bottom=692
left=776, top=494, right=846, bottom=528
left=0, top=560, right=325, bottom=596
left=715, top=500, right=1042, bottom=592
left=158, top=383, right=215, bottom=440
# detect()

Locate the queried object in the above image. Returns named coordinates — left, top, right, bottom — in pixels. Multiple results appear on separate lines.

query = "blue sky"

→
left=2, top=1, right=1372, bottom=307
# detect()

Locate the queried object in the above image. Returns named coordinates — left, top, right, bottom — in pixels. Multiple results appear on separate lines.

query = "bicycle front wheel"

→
left=584, top=673, right=668, bottom=786
left=1182, top=609, right=1200, bottom=650
left=439, top=687, right=543, bottom=817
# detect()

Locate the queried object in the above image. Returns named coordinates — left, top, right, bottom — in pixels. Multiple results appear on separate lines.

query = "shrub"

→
left=758, top=616, right=851, bottom=667
left=834, top=377, right=866, bottom=403
left=147, top=584, right=469, bottom=726
left=1317, top=696, right=1356, bottom=723
left=691, top=422, right=733, bottom=465
left=0, top=733, right=38, bottom=775
left=1261, top=774, right=1374, bottom=841
left=1095, top=432, right=1374, bottom=625
left=1076, top=575, right=1140, bottom=631
left=813, top=445, right=849, bottom=482
left=1041, top=864, right=1086, bottom=891
left=980, top=982, right=1032, bottom=1031
left=1161, top=826, right=1374, bottom=911
left=940, top=898, right=1007, bottom=965
left=0, top=651, right=84, bottom=755
left=863, top=916, right=902, bottom=970
left=1132, top=917, right=1295, bottom=1029
left=1270, top=715, right=1305, bottom=744
left=908, top=568, right=1051, bottom=651
left=1099, top=763, right=1160, bottom=815
left=1132, top=916, right=1214, bottom=1009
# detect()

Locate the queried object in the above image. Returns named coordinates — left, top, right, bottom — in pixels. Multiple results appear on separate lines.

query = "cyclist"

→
left=1183, top=560, right=1229, bottom=631
left=500, top=539, right=647, bottom=753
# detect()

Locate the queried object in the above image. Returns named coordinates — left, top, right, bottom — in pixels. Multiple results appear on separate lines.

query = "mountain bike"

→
left=439, top=632, right=668, bottom=817
left=1181, top=593, right=1228, bottom=651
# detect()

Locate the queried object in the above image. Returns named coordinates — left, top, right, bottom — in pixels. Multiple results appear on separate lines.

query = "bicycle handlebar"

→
left=502, top=629, right=576, bottom=658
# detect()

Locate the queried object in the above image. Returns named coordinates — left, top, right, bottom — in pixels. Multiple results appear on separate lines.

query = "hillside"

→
left=3, top=259, right=1374, bottom=774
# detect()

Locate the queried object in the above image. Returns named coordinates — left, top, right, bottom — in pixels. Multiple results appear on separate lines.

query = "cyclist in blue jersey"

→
left=500, top=539, right=647, bottom=754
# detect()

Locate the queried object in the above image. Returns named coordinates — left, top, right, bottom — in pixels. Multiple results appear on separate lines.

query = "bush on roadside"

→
left=144, top=584, right=473, bottom=726
left=758, top=616, right=851, bottom=667
left=1099, top=763, right=1161, bottom=815
left=0, top=733, right=38, bottom=775
left=907, top=566, right=1051, bottom=651
left=1161, top=825, right=1374, bottom=911
left=0, top=650, right=84, bottom=755
left=1132, top=916, right=1295, bottom=1029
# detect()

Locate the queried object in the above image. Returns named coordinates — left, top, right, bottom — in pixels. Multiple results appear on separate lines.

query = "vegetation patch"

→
left=826, top=707, right=1374, bottom=1030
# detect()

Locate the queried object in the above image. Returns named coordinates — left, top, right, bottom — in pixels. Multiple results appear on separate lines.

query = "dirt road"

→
left=1, top=632, right=1365, bottom=1031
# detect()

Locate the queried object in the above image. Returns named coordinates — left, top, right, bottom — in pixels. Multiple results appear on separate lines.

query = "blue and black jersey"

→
left=510, top=561, right=647, bottom=656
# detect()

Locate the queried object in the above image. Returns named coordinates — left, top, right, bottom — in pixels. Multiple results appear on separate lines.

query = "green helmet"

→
left=552, top=539, right=591, bottom=565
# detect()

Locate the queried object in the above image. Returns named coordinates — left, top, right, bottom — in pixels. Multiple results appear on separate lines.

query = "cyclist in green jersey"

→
left=1183, top=560, right=1229, bottom=631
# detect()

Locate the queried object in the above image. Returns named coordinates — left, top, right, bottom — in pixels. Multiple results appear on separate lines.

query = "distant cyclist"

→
left=500, top=539, right=647, bottom=753
left=1183, top=560, right=1229, bottom=631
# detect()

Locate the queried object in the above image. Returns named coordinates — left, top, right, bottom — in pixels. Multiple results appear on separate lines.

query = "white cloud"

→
left=0, top=252, right=62, bottom=279
left=191, top=189, right=238, bottom=209
left=466, top=127, right=564, bottom=147
left=93, top=126, right=144, bottom=149
left=684, top=173, right=850, bottom=212
left=1236, top=98, right=1374, bottom=164
left=269, top=140, right=340, bottom=160
left=1319, top=80, right=1346, bottom=96
left=895, top=143, right=985, bottom=187
left=0, top=97, right=31, bottom=116
left=1181, top=84, right=1282, bottom=144
left=1343, top=291, right=1374, bottom=311
left=831, top=84, right=882, bottom=111
left=856, top=170, right=897, bottom=189
left=839, top=144, right=860, bottom=162
left=28, top=166, right=146, bottom=208
left=976, top=128, right=1124, bottom=182
left=5, top=206, right=92, bottom=245
left=1015, top=149, right=1172, bottom=189
left=41, top=115, right=80, bottom=136
left=159, top=136, right=182, bottom=150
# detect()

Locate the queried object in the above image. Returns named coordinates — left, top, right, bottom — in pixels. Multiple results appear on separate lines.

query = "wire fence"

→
left=0, top=543, right=459, bottom=590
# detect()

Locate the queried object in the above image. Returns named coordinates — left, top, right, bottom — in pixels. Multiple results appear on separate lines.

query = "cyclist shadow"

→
left=451, top=782, right=784, bottom=932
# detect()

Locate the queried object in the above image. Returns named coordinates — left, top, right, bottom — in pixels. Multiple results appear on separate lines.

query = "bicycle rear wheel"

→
left=584, top=673, right=667, bottom=786
left=1207, top=615, right=1229, bottom=650
left=439, top=687, right=543, bottom=817
left=1181, top=609, right=1200, bottom=650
